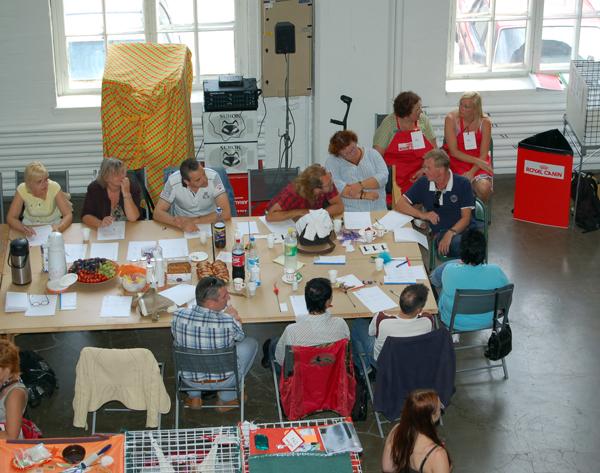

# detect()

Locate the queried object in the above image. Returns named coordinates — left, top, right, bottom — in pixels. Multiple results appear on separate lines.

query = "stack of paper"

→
left=159, top=284, right=196, bottom=306
left=353, top=286, right=397, bottom=312
left=344, top=212, right=371, bottom=230
left=90, top=242, right=120, bottom=260
left=59, top=293, right=77, bottom=311
left=394, top=227, right=429, bottom=249
left=25, top=295, right=58, bottom=317
left=100, top=295, right=132, bottom=318
left=97, top=221, right=126, bottom=240
left=378, top=211, right=413, bottom=231
left=5, top=292, right=29, bottom=312
left=159, top=238, right=189, bottom=258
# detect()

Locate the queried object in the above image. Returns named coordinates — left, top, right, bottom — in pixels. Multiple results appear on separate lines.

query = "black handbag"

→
left=484, top=304, right=512, bottom=361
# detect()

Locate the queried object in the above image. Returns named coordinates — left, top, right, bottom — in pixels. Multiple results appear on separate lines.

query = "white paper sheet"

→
left=64, top=244, right=87, bottom=264
left=335, top=274, right=364, bottom=289
left=290, top=295, right=309, bottom=319
left=258, top=216, right=295, bottom=238
left=378, top=211, right=413, bottom=231
left=343, top=212, right=372, bottom=230
left=100, top=295, right=132, bottom=317
left=279, top=302, right=289, bottom=312
left=5, top=292, right=29, bottom=312
left=353, top=286, right=398, bottom=312
left=236, top=221, right=260, bottom=236
left=59, top=292, right=77, bottom=311
left=89, top=242, right=119, bottom=260
left=394, top=227, right=429, bottom=250
left=314, top=255, right=346, bottom=265
left=183, top=223, right=212, bottom=239
left=159, top=238, right=189, bottom=259
left=26, top=225, right=53, bottom=247
left=159, top=284, right=196, bottom=306
left=97, top=221, right=126, bottom=240
left=127, top=241, right=157, bottom=261
left=25, top=294, right=58, bottom=316
left=217, top=251, right=232, bottom=263
left=409, top=265, right=428, bottom=280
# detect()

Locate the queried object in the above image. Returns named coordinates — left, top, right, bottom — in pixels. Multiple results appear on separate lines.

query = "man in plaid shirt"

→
left=171, top=276, right=258, bottom=411
left=266, top=164, right=344, bottom=222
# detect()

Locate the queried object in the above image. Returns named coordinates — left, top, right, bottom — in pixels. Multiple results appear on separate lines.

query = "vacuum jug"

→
left=9, top=238, right=32, bottom=285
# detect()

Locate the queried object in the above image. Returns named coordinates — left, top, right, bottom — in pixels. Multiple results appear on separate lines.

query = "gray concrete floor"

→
left=11, top=176, right=600, bottom=473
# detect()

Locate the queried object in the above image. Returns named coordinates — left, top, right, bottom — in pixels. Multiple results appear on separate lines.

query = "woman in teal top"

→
left=435, top=229, right=509, bottom=331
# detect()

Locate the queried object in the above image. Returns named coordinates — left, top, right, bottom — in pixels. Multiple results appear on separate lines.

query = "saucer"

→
left=281, top=272, right=303, bottom=284
left=189, top=251, right=209, bottom=262
left=47, top=273, right=78, bottom=293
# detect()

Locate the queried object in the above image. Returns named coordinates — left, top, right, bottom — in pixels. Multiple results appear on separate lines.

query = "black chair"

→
left=385, top=165, right=400, bottom=209
left=172, top=344, right=244, bottom=427
left=15, top=170, right=70, bottom=193
left=126, top=168, right=154, bottom=220
left=444, top=284, right=514, bottom=379
left=248, top=167, right=299, bottom=216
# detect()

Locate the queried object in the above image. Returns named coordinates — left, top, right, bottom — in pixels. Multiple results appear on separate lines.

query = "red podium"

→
left=514, top=129, right=573, bottom=228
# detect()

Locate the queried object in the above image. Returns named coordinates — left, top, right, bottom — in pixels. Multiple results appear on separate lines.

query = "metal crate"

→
left=239, top=417, right=363, bottom=473
left=566, top=60, right=600, bottom=149
left=124, top=426, right=242, bottom=472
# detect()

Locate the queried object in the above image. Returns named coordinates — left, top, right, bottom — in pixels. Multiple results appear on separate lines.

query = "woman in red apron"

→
left=443, top=91, right=493, bottom=202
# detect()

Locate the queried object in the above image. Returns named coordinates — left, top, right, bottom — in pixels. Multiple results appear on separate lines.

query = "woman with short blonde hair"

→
left=7, top=161, right=73, bottom=237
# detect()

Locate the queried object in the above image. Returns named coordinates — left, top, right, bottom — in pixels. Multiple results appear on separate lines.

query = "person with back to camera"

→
left=382, top=389, right=452, bottom=473
left=0, top=339, right=28, bottom=440
left=373, top=91, right=438, bottom=197
left=7, top=161, right=73, bottom=237
left=325, top=130, right=388, bottom=211
left=81, top=157, right=142, bottom=228
left=443, top=91, right=493, bottom=202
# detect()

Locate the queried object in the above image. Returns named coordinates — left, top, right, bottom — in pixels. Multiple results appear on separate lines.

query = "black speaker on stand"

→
left=275, top=21, right=295, bottom=168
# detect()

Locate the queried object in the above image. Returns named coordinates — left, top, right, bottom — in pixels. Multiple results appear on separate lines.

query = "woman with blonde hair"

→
left=443, top=91, right=493, bottom=201
left=82, top=157, right=142, bottom=228
left=7, top=161, right=73, bottom=237
left=0, top=339, right=28, bottom=440
left=265, top=164, right=344, bottom=222
left=382, top=389, right=452, bottom=473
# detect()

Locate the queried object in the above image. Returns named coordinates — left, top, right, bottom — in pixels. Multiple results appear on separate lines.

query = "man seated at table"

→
left=154, top=158, right=232, bottom=232
left=265, top=164, right=344, bottom=222
left=261, top=278, right=350, bottom=372
left=350, top=283, right=434, bottom=374
left=394, top=149, right=475, bottom=258
left=171, top=276, right=258, bottom=411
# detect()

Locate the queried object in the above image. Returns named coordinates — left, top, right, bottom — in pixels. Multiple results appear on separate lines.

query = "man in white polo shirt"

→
left=153, top=158, right=232, bottom=232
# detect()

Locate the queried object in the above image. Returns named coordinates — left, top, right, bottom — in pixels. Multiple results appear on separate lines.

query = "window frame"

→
left=447, top=0, right=600, bottom=80
left=50, top=0, right=259, bottom=97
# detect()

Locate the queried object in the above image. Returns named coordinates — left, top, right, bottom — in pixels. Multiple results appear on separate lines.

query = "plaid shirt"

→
left=267, top=182, right=339, bottom=212
left=171, top=304, right=245, bottom=381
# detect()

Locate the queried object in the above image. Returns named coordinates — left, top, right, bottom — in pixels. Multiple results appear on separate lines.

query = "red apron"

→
left=383, top=116, right=434, bottom=193
left=446, top=118, right=492, bottom=177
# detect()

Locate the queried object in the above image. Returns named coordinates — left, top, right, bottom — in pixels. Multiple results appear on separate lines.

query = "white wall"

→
left=0, top=0, right=594, bottom=195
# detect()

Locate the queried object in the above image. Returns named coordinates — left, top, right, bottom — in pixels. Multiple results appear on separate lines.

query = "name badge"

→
left=463, top=131, right=477, bottom=150
left=410, top=131, right=425, bottom=150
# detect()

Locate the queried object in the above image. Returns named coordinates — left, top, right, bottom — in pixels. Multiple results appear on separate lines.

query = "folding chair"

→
left=270, top=339, right=356, bottom=423
left=173, top=344, right=244, bottom=427
left=358, top=328, right=456, bottom=438
left=72, top=347, right=170, bottom=434
left=15, top=170, right=70, bottom=193
left=444, top=284, right=514, bottom=379
left=126, top=168, right=154, bottom=220
left=385, top=165, right=401, bottom=209
left=248, top=167, right=299, bottom=216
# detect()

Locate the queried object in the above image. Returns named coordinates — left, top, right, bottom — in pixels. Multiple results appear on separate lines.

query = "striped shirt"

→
left=373, top=112, right=436, bottom=151
left=274, top=311, right=350, bottom=365
left=171, top=304, right=245, bottom=381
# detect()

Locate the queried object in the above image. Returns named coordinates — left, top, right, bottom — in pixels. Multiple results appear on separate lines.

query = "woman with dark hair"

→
left=382, top=389, right=451, bottom=473
left=373, top=91, right=438, bottom=195
left=433, top=228, right=509, bottom=331
left=0, top=339, right=28, bottom=440
left=325, top=130, right=388, bottom=211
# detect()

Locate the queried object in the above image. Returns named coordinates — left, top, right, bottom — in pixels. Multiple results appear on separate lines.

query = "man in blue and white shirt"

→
left=171, top=276, right=258, bottom=411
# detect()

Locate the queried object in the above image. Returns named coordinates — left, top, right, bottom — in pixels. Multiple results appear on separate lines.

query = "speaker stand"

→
left=283, top=53, right=292, bottom=169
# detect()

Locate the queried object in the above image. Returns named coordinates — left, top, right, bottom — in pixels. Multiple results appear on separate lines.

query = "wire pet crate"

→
left=566, top=60, right=600, bottom=150
left=124, top=426, right=242, bottom=472
left=239, top=417, right=363, bottom=473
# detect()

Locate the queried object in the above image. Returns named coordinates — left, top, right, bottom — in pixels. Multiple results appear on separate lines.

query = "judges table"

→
left=0, top=214, right=435, bottom=335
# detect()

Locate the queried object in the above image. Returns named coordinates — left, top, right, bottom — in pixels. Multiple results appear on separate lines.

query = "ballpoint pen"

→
left=273, top=283, right=281, bottom=311
left=396, top=259, right=409, bottom=268
left=64, top=444, right=112, bottom=473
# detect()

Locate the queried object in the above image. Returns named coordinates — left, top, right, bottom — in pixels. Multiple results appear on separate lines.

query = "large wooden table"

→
left=0, top=214, right=435, bottom=335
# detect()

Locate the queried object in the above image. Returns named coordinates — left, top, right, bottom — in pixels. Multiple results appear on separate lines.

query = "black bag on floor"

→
left=19, top=350, right=58, bottom=408
left=351, top=369, right=369, bottom=421
left=484, top=323, right=512, bottom=361
left=571, top=172, right=600, bottom=232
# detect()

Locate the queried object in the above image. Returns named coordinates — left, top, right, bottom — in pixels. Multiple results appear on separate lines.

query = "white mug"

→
left=364, top=230, right=375, bottom=243
left=333, top=218, right=343, bottom=233
left=375, top=257, right=384, bottom=271
left=247, top=281, right=257, bottom=296
left=82, top=227, right=91, bottom=242
left=267, top=233, right=275, bottom=249
left=199, top=230, right=208, bottom=245
left=233, top=278, right=246, bottom=292
left=328, top=269, right=338, bottom=284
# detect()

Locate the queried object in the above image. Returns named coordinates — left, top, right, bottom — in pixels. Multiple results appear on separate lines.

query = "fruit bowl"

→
left=68, top=258, right=119, bottom=284
left=118, top=264, right=147, bottom=292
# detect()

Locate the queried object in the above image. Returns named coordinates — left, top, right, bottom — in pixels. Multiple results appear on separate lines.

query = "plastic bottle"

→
left=153, top=243, right=165, bottom=288
left=214, top=207, right=226, bottom=249
left=283, top=228, right=298, bottom=281
left=232, top=236, right=245, bottom=281
left=247, top=235, right=260, bottom=286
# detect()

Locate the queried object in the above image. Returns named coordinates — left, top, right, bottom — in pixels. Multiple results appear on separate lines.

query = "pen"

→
left=396, top=259, right=409, bottom=268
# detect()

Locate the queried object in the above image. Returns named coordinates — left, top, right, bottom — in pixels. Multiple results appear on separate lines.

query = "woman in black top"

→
left=382, top=389, right=452, bottom=473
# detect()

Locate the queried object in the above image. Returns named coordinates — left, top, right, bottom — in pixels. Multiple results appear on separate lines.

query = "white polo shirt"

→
left=368, top=313, right=433, bottom=360
left=160, top=168, right=226, bottom=217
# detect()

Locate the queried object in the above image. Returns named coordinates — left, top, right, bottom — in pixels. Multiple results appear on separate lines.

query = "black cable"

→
left=257, top=90, right=267, bottom=140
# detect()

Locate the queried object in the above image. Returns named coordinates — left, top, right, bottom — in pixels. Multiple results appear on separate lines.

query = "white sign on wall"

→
left=523, top=160, right=565, bottom=180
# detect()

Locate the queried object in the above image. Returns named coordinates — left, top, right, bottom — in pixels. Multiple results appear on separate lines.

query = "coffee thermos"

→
left=47, top=232, right=67, bottom=282
left=9, top=238, right=32, bottom=285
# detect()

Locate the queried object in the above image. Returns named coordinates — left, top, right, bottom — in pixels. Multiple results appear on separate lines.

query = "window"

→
left=448, top=0, right=600, bottom=78
left=50, top=0, right=258, bottom=95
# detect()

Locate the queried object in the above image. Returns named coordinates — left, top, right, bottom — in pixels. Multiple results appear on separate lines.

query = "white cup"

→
left=199, top=230, right=208, bottom=245
left=267, top=233, right=275, bottom=249
left=375, top=257, right=384, bottom=271
left=328, top=269, right=338, bottom=284
left=82, top=227, right=91, bottom=242
left=247, top=281, right=257, bottom=296
left=333, top=218, right=343, bottom=234
left=364, top=230, right=375, bottom=243
left=233, top=278, right=246, bottom=292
